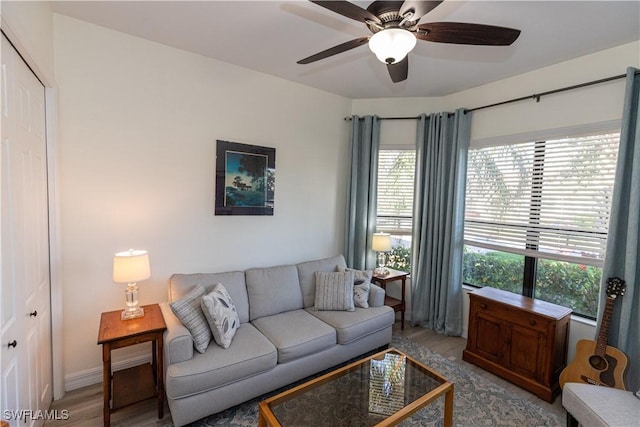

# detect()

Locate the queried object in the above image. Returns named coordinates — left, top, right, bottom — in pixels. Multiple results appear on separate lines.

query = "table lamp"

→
left=113, top=249, right=151, bottom=320
left=372, top=232, right=392, bottom=275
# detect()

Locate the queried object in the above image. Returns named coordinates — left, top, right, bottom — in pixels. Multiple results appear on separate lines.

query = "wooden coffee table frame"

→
left=258, top=348, right=453, bottom=427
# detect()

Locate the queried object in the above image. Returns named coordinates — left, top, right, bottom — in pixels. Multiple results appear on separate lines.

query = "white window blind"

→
left=464, top=132, right=619, bottom=265
left=377, top=150, right=415, bottom=234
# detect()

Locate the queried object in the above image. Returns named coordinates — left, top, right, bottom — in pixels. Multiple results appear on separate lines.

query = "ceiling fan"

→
left=297, top=1, right=521, bottom=83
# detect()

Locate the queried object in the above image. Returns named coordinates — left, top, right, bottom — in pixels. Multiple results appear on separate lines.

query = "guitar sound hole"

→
left=589, top=355, right=608, bottom=371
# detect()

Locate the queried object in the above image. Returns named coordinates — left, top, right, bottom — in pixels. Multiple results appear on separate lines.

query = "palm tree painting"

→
left=215, top=140, right=275, bottom=215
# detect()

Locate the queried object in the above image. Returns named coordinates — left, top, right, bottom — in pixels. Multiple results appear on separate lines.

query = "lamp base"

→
left=374, top=267, right=390, bottom=276
left=121, top=306, right=144, bottom=320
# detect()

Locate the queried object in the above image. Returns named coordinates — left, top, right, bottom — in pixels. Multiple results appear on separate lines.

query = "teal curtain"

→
left=598, top=67, right=640, bottom=391
left=344, top=115, right=380, bottom=270
left=411, top=110, right=471, bottom=335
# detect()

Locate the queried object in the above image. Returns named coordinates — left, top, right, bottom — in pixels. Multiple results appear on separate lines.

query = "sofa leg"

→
left=566, top=412, right=578, bottom=427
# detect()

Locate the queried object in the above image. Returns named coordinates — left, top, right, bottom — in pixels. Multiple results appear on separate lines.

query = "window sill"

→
left=569, top=314, right=597, bottom=327
left=462, top=284, right=478, bottom=293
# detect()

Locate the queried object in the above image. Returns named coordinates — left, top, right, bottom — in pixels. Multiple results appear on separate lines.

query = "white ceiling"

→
left=50, top=1, right=640, bottom=99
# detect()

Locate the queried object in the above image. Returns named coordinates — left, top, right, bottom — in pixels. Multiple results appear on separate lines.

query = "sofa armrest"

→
left=160, top=302, right=194, bottom=365
left=368, top=283, right=386, bottom=307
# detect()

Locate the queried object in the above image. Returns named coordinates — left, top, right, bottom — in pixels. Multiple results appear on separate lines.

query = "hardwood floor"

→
left=45, top=324, right=566, bottom=426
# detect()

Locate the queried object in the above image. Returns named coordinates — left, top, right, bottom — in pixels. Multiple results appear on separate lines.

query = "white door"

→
left=1, top=34, right=52, bottom=427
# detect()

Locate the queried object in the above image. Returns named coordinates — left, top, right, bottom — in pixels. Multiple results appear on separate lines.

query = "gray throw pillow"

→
left=201, top=283, right=240, bottom=349
left=338, top=266, right=372, bottom=308
left=170, top=284, right=211, bottom=353
left=314, top=271, right=355, bottom=312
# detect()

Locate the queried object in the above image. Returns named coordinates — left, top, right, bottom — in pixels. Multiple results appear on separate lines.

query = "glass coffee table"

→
left=258, top=348, right=453, bottom=426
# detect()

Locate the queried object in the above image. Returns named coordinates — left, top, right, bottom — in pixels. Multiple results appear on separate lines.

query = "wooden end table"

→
left=372, top=268, right=409, bottom=330
left=97, top=303, right=166, bottom=426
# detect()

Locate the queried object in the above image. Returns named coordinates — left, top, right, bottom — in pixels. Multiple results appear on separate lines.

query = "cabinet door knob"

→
left=529, top=319, right=536, bottom=326
left=29, top=310, right=38, bottom=317
left=480, top=303, right=487, bottom=309
left=7, top=340, right=17, bottom=348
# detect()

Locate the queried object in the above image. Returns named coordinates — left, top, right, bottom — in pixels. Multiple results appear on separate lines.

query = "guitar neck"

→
left=595, top=297, right=614, bottom=356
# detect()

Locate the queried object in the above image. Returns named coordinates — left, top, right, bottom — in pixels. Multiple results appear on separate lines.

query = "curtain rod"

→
left=344, top=70, right=637, bottom=121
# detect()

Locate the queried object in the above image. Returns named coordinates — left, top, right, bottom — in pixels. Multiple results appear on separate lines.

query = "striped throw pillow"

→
left=170, top=284, right=211, bottom=353
left=313, top=271, right=355, bottom=311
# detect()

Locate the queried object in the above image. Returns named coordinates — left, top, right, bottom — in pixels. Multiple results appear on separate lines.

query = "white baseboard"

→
left=64, top=354, right=152, bottom=392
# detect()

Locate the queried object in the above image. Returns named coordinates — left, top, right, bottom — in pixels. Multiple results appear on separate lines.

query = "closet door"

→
left=1, top=34, right=52, bottom=427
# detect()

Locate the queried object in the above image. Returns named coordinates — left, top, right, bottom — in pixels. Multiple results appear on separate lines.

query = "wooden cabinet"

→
left=463, top=287, right=571, bottom=402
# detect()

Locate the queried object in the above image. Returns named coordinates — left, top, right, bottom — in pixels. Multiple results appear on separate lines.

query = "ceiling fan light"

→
left=369, top=28, right=417, bottom=64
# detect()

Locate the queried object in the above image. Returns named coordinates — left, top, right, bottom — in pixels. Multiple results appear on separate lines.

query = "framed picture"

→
left=215, top=140, right=275, bottom=216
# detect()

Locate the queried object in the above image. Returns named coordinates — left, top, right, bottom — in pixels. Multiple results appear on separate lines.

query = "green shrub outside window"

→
left=386, top=245, right=411, bottom=273
left=462, top=246, right=602, bottom=318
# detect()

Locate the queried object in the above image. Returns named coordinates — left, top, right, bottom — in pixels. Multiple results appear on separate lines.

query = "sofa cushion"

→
left=314, top=271, right=355, bottom=312
left=170, top=271, right=250, bottom=323
left=251, top=309, right=336, bottom=363
left=201, top=284, right=240, bottom=349
left=165, top=323, right=277, bottom=400
left=170, top=284, right=211, bottom=353
left=307, top=305, right=395, bottom=345
left=297, top=255, right=348, bottom=308
left=246, top=265, right=303, bottom=321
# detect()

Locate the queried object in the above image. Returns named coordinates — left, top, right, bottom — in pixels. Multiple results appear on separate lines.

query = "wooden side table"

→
left=372, top=268, right=409, bottom=330
left=97, top=303, right=167, bottom=426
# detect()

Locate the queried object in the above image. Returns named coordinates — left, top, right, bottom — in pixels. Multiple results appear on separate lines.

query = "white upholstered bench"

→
left=562, top=382, right=640, bottom=427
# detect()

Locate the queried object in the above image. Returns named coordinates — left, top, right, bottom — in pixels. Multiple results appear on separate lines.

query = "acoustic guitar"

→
left=559, top=277, right=628, bottom=390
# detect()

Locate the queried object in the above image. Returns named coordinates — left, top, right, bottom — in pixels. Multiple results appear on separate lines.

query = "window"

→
left=376, top=149, right=416, bottom=273
left=463, top=130, right=620, bottom=318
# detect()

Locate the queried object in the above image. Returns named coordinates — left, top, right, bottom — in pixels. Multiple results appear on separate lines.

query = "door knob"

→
left=7, top=340, right=17, bottom=348
left=29, top=310, right=38, bottom=317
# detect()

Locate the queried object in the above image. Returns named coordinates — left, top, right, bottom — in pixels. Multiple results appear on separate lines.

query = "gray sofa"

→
left=159, top=255, right=395, bottom=426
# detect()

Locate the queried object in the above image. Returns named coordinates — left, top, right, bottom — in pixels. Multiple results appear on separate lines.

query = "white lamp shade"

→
left=372, top=233, right=392, bottom=252
left=113, top=249, right=151, bottom=283
left=368, top=28, right=417, bottom=64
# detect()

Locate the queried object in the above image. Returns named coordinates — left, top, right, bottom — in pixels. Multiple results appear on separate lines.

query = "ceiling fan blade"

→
left=387, top=57, right=409, bottom=83
left=417, top=22, right=521, bottom=45
left=297, top=37, right=370, bottom=64
left=399, top=1, right=443, bottom=21
left=310, top=1, right=382, bottom=24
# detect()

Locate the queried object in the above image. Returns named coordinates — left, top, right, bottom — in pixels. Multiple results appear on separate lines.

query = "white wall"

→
left=353, top=41, right=640, bottom=357
left=353, top=41, right=639, bottom=136
left=53, top=14, right=352, bottom=388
